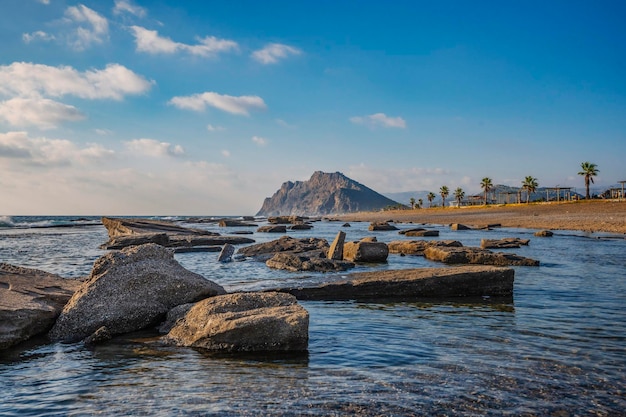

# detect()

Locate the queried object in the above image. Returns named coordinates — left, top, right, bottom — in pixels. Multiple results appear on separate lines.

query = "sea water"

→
left=1, top=216, right=625, bottom=416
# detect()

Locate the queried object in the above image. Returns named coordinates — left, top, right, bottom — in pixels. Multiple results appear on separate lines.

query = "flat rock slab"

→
left=0, top=263, right=81, bottom=349
left=266, top=253, right=355, bottom=272
left=388, top=240, right=463, bottom=255
left=404, top=229, right=440, bottom=237
left=237, top=236, right=329, bottom=258
left=480, top=238, right=530, bottom=249
left=164, top=292, right=309, bottom=352
left=102, top=217, right=215, bottom=238
left=369, top=222, right=399, bottom=231
left=276, top=266, right=514, bottom=301
left=424, top=246, right=539, bottom=266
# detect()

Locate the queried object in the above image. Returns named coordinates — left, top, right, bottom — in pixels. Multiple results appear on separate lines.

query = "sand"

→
left=338, top=200, right=626, bottom=235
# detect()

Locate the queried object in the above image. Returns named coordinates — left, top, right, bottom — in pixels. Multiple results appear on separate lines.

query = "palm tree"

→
left=521, top=176, right=538, bottom=204
left=418, top=198, right=423, bottom=209
left=454, top=187, right=465, bottom=207
left=427, top=192, right=436, bottom=208
left=409, top=197, right=415, bottom=209
left=440, top=186, right=449, bottom=208
left=480, top=177, right=493, bottom=205
left=578, top=162, right=599, bottom=199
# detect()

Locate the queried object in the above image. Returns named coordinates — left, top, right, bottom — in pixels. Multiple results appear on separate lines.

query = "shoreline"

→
left=337, top=200, right=626, bottom=235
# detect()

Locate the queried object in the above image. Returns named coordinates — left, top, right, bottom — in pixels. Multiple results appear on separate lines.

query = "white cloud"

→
left=0, top=97, right=85, bottom=129
left=0, top=62, right=153, bottom=100
left=347, top=163, right=454, bottom=193
left=130, top=26, right=238, bottom=57
left=252, top=43, right=301, bottom=64
left=350, top=113, right=406, bottom=129
left=64, top=4, right=109, bottom=50
left=22, top=31, right=55, bottom=43
left=252, top=136, right=267, bottom=146
left=113, top=0, right=146, bottom=17
left=169, top=92, right=266, bottom=115
left=206, top=124, right=224, bottom=132
left=124, top=138, right=184, bottom=157
left=94, top=128, right=113, bottom=135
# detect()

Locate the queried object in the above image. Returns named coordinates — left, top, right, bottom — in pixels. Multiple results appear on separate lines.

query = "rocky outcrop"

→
left=369, top=222, right=399, bottom=231
left=237, top=236, right=329, bottom=259
left=266, top=253, right=355, bottom=272
left=424, top=246, right=539, bottom=266
left=343, top=239, right=389, bottom=262
left=268, top=216, right=306, bottom=224
left=403, top=229, right=439, bottom=237
left=164, top=292, right=309, bottom=352
left=0, top=263, right=81, bottom=350
left=218, top=220, right=256, bottom=227
left=49, top=244, right=226, bottom=343
left=388, top=240, right=463, bottom=255
left=534, top=230, right=554, bottom=237
left=102, top=217, right=214, bottom=238
left=257, top=225, right=287, bottom=233
left=256, top=171, right=401, bottom=216
left=480, top=238, right=530, bottom=249
left=276, top=266, right=514, bottom=301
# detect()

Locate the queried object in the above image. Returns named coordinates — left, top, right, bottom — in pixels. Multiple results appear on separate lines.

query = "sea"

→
left=1, top=215, right=625, bottom=416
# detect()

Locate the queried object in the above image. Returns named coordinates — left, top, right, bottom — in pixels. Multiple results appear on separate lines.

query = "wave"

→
left=0, top=216, right=101, bottom=229
left=0, top=215, right=15, bottom=228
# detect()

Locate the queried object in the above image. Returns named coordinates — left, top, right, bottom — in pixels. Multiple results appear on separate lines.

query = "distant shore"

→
left=338, top=200, right=626, bottom=235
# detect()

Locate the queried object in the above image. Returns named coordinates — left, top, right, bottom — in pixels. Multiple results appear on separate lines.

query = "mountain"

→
left=256, top=171, right=402, bottom=216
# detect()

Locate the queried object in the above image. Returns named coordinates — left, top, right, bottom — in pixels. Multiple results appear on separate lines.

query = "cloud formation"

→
left=64, top=4, right=109, bottom=50
left=350, top=113, right=406, bottom=129
left=169, top=92, right=267, bottom=115
left=113, top=0, right=146, bottom=18
left=0, top=97, right=85, bottom=129
left=252, top=43, right=301, bottom=64
left=0, top=62, right=153, bottom=100
left=130, top=26, right=238, bottom=57
left=252, top=136, right=267, bottom=146
left=125, top=138, right=184, bottom=157
left=22, top=31, right=55, bottom=43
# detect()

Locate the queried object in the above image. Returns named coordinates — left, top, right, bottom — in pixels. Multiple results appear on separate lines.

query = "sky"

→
left=1, top=0, right=625, bottom=215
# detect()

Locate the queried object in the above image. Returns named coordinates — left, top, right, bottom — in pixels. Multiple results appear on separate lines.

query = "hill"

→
left=256, top=171, right=401, bottom=216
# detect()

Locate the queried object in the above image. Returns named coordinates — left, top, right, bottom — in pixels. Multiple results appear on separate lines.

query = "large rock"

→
left=368, top=222, right=399, bottom=231
left=276, top=266, right=514, bottom=301
left=327, top=231, right=346, bottom=260
left=403, top=229, right=439, bottom=237
left=102, top=217, right=215, bottom=238
left=218, top=220, right=256, bottom=227
left=268, top=216, right=306, bottom=224
left=424, top=246, right=539, bottom=266
left=388, top=240, right=463, bottom=255
left=257, top=225, right=287, bottom=233
left=49, top=244, right=226, bottom=343
left=343, top=239, right=389, bottom=262
left=266, top=253, right=355, bottom=272
left=534, top=230, right=554, bottom=237
left=0, top=264, right=81, bottom=350
left=164, top=292, right=309, bottom=352
left=450, top=223, right=472, bottom=231
left=237, top=236, right=329, bottom=259
left=480, top=238, right=530, bottom=249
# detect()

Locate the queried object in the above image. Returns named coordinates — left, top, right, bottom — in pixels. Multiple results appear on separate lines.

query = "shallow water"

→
left=1, top=217, right=625, bottom=416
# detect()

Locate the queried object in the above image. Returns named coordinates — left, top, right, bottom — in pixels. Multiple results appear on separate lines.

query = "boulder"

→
left=276, top=266, right=514, bottom=300
left=368, top=222, right=398, bottom=231
left=288, top=223, right=313, bottom=230
left=534, top=230, right=554, bottom=237
left=268, top=216, right=306, bottom=224
left=157, top=303, right=194, bottom=334
left=49, top=244, right=226, bottom=343
left=450, top=223, right=472, bottom=230
left=399, top=228, right=425, bottom=235
left=164, top=292, right=309, bottom=352
left=217, top=243, right=236, bottom=262
left=424, top=246, right=539, bottom=266
left=480, top=238, right=530, bottom=249
left=343, top=239, right=389, bottom=263
left=266, top=253, right=355, bottom=272
left=84, top=326, right=112, bottom=346
left=257, top=225, right=287, bottom=233
left=404, top=229, right=439, bottom=237
left=342, top=223, right=351, bottom=227
left=0, top=263, right=81, bottom=350
left=237, top=236, right=329, bottom=258
left=388, top=240, right=463, bottom=255
left=327, top=231, right=346, bottom=260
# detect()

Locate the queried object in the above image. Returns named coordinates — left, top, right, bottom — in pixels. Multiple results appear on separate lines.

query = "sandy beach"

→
left=338, top=200, right=626, bottom=235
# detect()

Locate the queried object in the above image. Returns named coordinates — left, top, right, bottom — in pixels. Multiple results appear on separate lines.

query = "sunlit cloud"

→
left=350, top=113, right=406, bottom=129
left=64, top=4, right=109, bottom=50
left=169, top=91, right=266, bottom=115
left=124, top=138, right=184, bottom=158
left=0, top=97, right=85, bottom=129
left=252, top=136, right=267, bottom=146
left=113, top=0, right=146, bottom=18
left=130, top=26, right=238, bottom=57
left=252, top=43, right=301, bottom=64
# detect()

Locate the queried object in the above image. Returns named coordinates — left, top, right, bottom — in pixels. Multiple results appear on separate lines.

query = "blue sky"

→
left=1, top=0, right=624, bottom=214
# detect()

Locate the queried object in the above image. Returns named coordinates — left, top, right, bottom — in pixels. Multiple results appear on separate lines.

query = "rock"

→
left=49, top=244, right=226, bottom=343
left=480, top=238, right=530, bottom=249
left=360, top=236, right=378, bottom=242
left=288, top=223, right=313, bottom=230
left=266, top=253, right=355, bottom=272
left=343, top=240, right=389, bottom=262
left=157, top=303, right=194, bottom=334
left=451, top=223, right=472, bottom=230
left=534, top=230, right=554, bottom=237
left=173, top=246, right=222, bottom=254
left=276, top=266, right=515, bottom=300
left=268, top=216, right=306, bottom=224
left=404, top=229, right=439, bottom=237
left=231, top=231, right=254, bottom=235
left=327, top=231, right=346, bottom=260
left=237, top=236, right=329, bottom=258
left=0, top=263, right=81, bottom=350
left=102, top=217, right=216, bottom=239
left=342, top=223, right=351, bottom=227
left=84, top=326, right=111, bottom=346
left=164, top=292, right=309, bottom=352
left=166, top=235, right=255, bottom=248
left=100, top=233, right=170, bottom=249
left=424, top=246, right=539, bottom=266
left=388, top=240, right=463, bottom=255
left=399, top=228, right=425, bottom=235
left=257, top=225, right=287, bottom=233
left=368, top=222, right=399, bottom=231
left=218, top=220, right=256, bottom=227
left=217, top=243, right=236, bottom=262
left=242, top=216, right=256, bottom=221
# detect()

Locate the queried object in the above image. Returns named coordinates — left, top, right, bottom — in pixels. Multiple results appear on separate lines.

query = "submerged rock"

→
left=164, top=292, right=309, bottom=352
left=0, top=263, right=81, bottom=350
left=266, top=253, right=355, bottom=272
left=49, top=244, right=226, bottom=343
left=424, top=246, right=539, bottom=266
